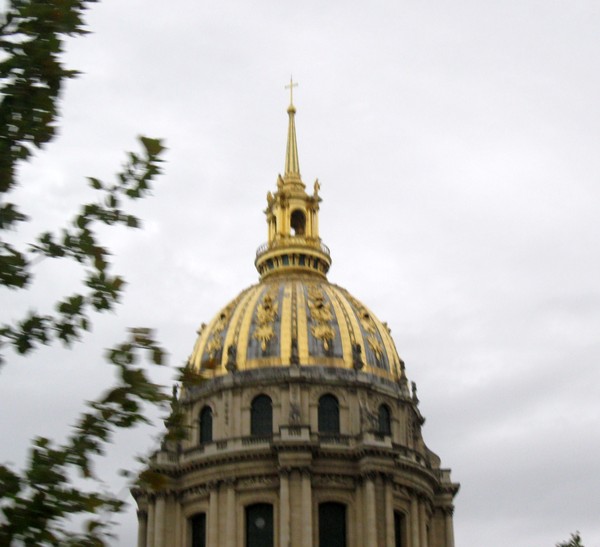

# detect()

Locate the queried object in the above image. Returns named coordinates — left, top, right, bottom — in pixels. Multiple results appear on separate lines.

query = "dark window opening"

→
left=251, top=395, right=273, bottom=436
left=394, top=511, right=405, bottom=547
left=319, top=502, right=346, bottom=547
left=282, top=255, right=289, bottom=265
left=318, top=394, right=340, bottom=434
left=246, top=503, right=273, bottom=547
left=190, top=512, right=206, bottom=547
left=378, top=404, right=391, bottom=436
left=199, top=406, right=213, bottom=444
left=290, top=209, right=306, bottom=236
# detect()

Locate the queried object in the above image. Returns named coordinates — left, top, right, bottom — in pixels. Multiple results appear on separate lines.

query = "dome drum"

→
left=134, top=365, right=458, bottom=547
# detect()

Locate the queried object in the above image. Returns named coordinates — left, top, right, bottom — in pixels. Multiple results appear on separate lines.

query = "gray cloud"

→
left=2, top=0, right=599, bottom=545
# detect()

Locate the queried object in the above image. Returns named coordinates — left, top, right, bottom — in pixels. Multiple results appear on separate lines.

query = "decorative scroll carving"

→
left=253, top=288, right=279, bottom=351
left=313, top=474, right=354, bottom=488
left=359, top=396, right=378, bottom=432
left=367, top=335, right=383, bottom=360
left=359, top=311, right=376, bottom=334
left=237, top=476, right=278, bottom=489
left=307, top=285, right=335, bottom=351
left=184, top=486, right=209, bottom=499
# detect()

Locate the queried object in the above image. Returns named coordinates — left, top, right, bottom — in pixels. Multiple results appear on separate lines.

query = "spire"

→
left=284, top=76, right=301, bottom=181
left=254, top=87, right=332, bottom=280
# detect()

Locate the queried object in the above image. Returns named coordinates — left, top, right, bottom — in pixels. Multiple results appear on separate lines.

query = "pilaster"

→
left=280, top=470, right=291, bottom=547
left=137, top=510, right=148, bottom=547
left=364, top=474, right=377, bottom=547
left=208, top=483, right=219, bottom=547
left=301, top=470, right=312, bottom=547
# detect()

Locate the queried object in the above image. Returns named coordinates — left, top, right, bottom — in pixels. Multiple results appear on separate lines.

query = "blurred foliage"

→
left=556, top=532, right=585, bottom=547
left=0, top=1, right=174, bottom=544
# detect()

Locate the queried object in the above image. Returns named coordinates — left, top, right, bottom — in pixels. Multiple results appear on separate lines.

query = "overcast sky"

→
left=1, top=0, right=599, bottom=545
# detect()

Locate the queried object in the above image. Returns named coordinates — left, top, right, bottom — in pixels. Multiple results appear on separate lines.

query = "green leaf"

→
left=87, top=177, right=102, bottom=190
left=139, top=136, right=165, bottom=157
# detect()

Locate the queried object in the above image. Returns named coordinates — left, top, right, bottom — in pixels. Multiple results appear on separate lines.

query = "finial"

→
left=285, top=75, right=298, bottom=108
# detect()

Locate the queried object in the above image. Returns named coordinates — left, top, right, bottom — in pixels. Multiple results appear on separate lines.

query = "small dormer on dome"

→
left=255, top=79, right=332, bottom=279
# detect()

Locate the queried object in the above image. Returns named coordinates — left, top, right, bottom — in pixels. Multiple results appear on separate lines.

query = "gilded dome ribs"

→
left=190, top=280, right=403, bottom=379
left=342, top=288, right=391, bottom=372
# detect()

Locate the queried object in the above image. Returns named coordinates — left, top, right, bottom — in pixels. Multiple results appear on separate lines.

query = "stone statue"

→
left=289, top=402, right=301, bottom=425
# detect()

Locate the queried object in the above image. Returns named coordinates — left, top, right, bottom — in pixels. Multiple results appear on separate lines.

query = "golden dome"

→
left=189, top=275, right=404, bottom=380
left=189, top=85, right=405, bottom=382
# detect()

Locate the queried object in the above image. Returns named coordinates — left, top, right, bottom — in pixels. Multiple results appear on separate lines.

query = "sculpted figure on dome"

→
left=313, top=178, right=321, bottom=198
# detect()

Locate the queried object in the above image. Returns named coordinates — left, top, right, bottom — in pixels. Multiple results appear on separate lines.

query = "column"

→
left=385, top=479, right=395, bottom=547
left=146, top=500, right=155, bottom=547
left=137, top=510, right=148, bottom=547
left=301, top=471, right=313, bottom=547
left=364, top=475, right=377, bottom=547
left=410, top=497, right=420, bottom=547
left=174, top=497, right=182, bottom=547
left=307, top=208, right=314, bottom=238
left=445, top=508, right=455, bottom=547
left=225, top=481, right=236, bottom=547
left=355, top=480, right=364, bottom=547
left=154, top=495, right=165, bottom=547
left=280, top=471, right=291, bottom=547
left=419, top=499, right=428, bottom=547
left=208, top=484, right=219, bottom=547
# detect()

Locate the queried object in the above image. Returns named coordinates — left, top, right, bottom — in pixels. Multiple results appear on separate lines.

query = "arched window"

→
left=378, top=404, right=391, bottom=436
left=246, top=503, right=273, bottom=547
left=290, top=209, right=306, bottom=236
left=199, top=406, right=213, bottom=444
left=251, top=395, right=273, bottom=437
left=319, top=502, right=346, bottom=547
left=318, top=394, right=340, bottom=434
left=190, top=512, right=206, bottom=547
left=394, top=511, right=405, bottom=547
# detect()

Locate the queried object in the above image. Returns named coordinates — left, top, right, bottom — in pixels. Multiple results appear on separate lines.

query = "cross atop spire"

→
left=285, top=76, right=298, bottom=107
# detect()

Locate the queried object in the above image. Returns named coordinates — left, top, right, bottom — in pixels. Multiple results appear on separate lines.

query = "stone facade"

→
left=133, top=366, right=458, bottom=547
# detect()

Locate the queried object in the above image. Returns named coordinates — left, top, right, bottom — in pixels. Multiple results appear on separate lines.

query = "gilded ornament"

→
left=254, top=324, right=275, bottom=351
left=307, top=285, right=336, bottom=351
left=359, top=311, right=377, bottom=334
left=368, top=335, right=384, bottom=360
left=311, top=323, right=335, bottom=350
left=206, top=335, right=222, bottom=360
left=253, top=289, right=279, bottom=351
